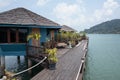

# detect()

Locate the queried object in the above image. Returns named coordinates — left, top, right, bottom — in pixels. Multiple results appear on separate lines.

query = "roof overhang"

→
left=0, top=24, right=62, bottom=29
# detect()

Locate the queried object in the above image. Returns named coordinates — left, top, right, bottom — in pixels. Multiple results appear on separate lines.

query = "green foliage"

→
left=27, top=32, right=41, bottom=41
left=79, top=32, right=86, bottom=40
left=45, top=48, right=58, bottom=63
left=12, top=78, right=17, bottom=80
left=56, top=31, right=83, bottom=47
left=57, top=31, right=81, bottom=42
left=80, top=32, right=86, bottom=37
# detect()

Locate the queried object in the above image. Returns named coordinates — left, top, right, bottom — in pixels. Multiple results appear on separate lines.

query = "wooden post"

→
left=0, top=56, right=1, bottom=66
left=17, top=56, right=20, bottom=64
left=7, top=29, right=10, bottom=43
left=1, top=56, right=5, bottom=76
left=0, top=56, right=2, bottom=78
left=28, top=59, right=32, bottom=74
left=24, top=56, right=27, bottom=60
left=16, top=29, right=19, bottom=43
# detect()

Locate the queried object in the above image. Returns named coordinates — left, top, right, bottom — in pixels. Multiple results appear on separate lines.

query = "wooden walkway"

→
left=31, top=40, right=88, bottom=80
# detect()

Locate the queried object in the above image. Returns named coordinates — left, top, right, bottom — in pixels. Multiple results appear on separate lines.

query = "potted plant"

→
left=71, top=40, right=76, bottom=47
left=45, top=48, right=58, bottom=70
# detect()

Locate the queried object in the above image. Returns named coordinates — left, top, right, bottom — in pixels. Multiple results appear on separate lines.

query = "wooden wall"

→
left=50, top=30, right=54, bottom=40
left=32, top=28, right=40, bottom=47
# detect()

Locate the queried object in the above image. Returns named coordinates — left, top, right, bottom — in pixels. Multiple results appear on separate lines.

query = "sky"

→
left=0, top=0, right=120, bottom=31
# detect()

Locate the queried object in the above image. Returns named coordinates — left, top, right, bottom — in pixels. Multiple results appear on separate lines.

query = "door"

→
left=32, top=28, right=40, bottom=46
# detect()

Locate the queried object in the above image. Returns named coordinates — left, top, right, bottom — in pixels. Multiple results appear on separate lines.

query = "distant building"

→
left=0, top=7, right=61, bottom=55
left=61, top=25, right=76, bottom=32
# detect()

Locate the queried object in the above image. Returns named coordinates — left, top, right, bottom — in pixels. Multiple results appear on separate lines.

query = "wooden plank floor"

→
left=31, top=40, right=88, bottom=80
left=57, top=48, right=70, bottom=58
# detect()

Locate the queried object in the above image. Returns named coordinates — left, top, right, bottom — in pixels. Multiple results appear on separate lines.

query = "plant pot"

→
left=49, top=63, right=56, bottom=70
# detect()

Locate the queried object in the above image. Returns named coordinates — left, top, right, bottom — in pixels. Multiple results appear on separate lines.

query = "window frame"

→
left=0, top=27, right=28, bottom=43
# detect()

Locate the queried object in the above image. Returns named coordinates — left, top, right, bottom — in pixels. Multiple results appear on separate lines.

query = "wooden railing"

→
left=44, top=40, right=57, bottom=49
left=26, top=45, right=46, bottom=58
left=26, top=45, right=48, bottom=68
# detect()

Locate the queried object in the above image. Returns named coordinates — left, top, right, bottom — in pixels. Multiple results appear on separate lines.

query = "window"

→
left=10, top=28, right=16, bottom=42
left=19, top=28, right=27, bottom=43
left=0, top=27, right=28, bottom=43
left=0, top=28, right=7, bottom=43
left=47, top=29, right=50, bottom=36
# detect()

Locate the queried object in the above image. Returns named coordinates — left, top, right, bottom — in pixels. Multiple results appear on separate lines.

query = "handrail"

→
left=11, top=56, right=47, bottom=77
left=75, top=60, right=84, bottom=80
left=75, top=41, right=88, bottom=80
left=27, top=45, right=44, bottom=49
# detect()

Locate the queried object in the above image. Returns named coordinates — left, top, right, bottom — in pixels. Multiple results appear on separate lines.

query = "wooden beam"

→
left=16, top=29, right=19, bottom=43
left=17, top=56, right=20, bottom=64
left=1, top=56, right=5, bottom=76
left=7, top=29, right=10, bottom=43
left=50, top=30, right=54, bottom=40
left=28, top=59, right=32, bottom=74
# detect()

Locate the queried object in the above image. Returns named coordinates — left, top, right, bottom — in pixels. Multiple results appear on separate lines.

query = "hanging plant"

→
left=27, top=32, right=41, bottom=41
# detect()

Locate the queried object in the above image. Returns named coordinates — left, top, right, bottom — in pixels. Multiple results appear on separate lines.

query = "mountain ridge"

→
left=84, top=19, right=120, bottom=34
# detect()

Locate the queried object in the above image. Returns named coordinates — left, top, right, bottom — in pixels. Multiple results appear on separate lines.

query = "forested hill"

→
left=84, top=19, right=120, bottom=34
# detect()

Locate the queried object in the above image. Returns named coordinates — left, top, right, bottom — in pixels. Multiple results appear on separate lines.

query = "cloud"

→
left=76, top=0, right=84, bottom=4
left=37, top=0, right=50, bottom=6
left=94, top=0, right=119, bottom=21
left=0, top=0, right=11, bottom=7
left=53, top=0, right=120, bottom=31
left=103, top=0, right=119, bottom=9
left=53, top=3, right=79, bottom=18
left=53, top=1, right=86, bottom=31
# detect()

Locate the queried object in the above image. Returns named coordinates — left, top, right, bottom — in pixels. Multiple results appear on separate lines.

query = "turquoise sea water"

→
left=84, top=34, right=120, bottom=80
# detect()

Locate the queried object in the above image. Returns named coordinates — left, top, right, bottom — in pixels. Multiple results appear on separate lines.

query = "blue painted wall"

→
left=54, top=30, right=58, bottom=36
left=40, top=28, right=47, bottom=43
left=0, top=44, right=26, bottom=56
left=0, top=27, right=31, bottom=56
left=0, top=27, right=60, bottom=56
left=28, top=28, right=32, bottom=45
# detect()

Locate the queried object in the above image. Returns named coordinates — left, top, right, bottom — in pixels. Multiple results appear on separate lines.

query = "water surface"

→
left=5, top=56, right=43, bottom=80
left=84, top=34, right=120, bottom=80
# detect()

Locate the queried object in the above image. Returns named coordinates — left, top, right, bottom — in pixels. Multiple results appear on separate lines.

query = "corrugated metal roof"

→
left=0, top=7, right=60, bottom=27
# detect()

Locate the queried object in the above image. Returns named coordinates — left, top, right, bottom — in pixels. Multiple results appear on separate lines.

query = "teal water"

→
left=5, top=56, right=43, bottom=80
left=84, top=34, right=120, bottom=80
